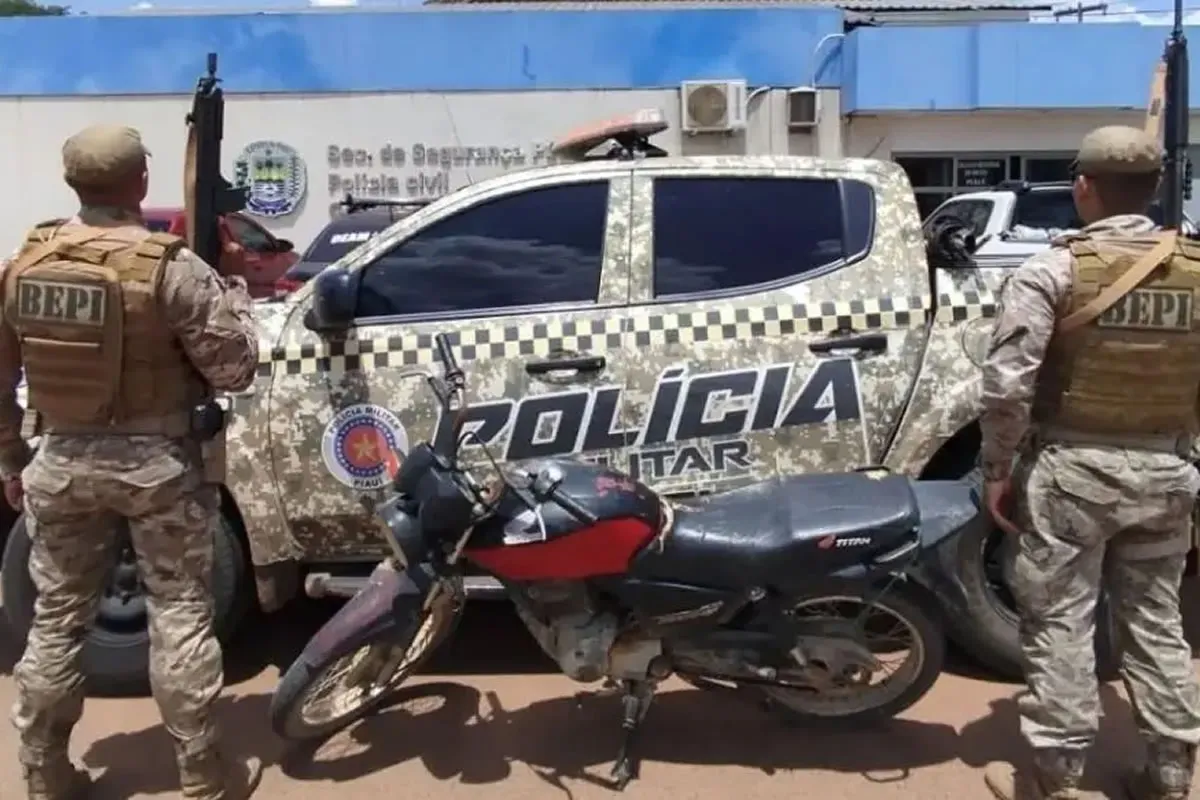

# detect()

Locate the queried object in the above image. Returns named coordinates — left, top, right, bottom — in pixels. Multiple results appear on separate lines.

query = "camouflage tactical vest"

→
left=1, top=220, right=206, bottom=435
left=1033, top=232, right=1200, bottom=437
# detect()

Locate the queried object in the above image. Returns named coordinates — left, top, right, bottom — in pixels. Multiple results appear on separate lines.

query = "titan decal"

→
left=434, top=358, right=862, bottom=470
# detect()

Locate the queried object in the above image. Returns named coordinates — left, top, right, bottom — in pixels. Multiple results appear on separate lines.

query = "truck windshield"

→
left=1012, top=191, right=1083, bottom=230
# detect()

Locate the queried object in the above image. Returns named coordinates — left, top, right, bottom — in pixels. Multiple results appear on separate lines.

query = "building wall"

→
left=0, top=8, right=843, bottom=95
left=5, top=8, right=1200, bottom=251
left=843, top=22, right=1200, bottom=112
left=0, top=88, right=830, bottom=251
left=846, top=111, right=1200, bottom=219
left=844, top=110, right=1149, bottom=159
left=0, top=6, right=846, bottom=251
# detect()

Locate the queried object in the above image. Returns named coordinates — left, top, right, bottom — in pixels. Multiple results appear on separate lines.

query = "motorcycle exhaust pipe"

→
left=304, top=572, right=506, bottom=599
left=304, top=573, right=367, bottom=599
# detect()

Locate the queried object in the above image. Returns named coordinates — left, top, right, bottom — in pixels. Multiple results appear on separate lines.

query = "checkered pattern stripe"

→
left=260, top=295, right=933, bottom=377
left=260, top=317, right=626, bottom=377
left=628, top=295, right=926, bottom=348
left=936, top=290, right=999, bottom=323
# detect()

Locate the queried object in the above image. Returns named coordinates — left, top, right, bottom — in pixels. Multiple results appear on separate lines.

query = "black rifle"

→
left=1154, top=0, right=1191, bottom=231
left=183, top=53, right=244, bottom=447
left=184, top=53, right=247, bottom=269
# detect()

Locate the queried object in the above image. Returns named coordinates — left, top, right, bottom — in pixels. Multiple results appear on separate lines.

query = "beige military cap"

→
left=1075, top=125, right=1163, bottom=176
left=61, top=124, right=151, bottom=188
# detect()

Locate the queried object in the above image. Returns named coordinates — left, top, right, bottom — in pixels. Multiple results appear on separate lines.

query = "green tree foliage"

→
left=0, top=0, right=69, bottom=15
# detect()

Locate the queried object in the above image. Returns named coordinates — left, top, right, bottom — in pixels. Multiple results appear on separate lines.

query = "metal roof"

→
left=422, top=0, right=1053, bottom=11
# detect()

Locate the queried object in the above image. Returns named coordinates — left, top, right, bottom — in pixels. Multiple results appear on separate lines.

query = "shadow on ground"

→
left=4, top=581, right=1188, bottom=797
left=77, top=675, right=1152, bottom=798
left=956, top=684, right=1141, bottom=798
left=80, top=680, right=965, bottom=797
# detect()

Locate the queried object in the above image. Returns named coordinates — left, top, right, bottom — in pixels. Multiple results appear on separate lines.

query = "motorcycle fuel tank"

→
left=465, top=459, right=663, bottom=581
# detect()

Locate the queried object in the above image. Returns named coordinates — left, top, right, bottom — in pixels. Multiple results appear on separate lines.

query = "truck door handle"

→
left=808, top=332, right=889, bottom=356
left=525, top=353, right=606, bottom=376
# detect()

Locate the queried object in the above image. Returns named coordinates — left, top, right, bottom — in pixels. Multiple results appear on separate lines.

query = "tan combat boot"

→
left=179, top=751, right=263, bottom=800
left=1126, top=740, right=1199, bottom=799
left=984, top=761, right=1090, bottom=800
left=22, top=761, right=92, bottom=800
left=1123, top=768, right=1191, bottom=800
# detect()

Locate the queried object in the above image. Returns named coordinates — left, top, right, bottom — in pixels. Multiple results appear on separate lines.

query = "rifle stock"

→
left=184, top=53, right=247, bottom=270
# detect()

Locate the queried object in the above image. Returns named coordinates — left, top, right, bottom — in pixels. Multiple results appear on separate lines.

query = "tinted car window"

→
left=1013, top=191, right=1082, bottom=230
left=357, top=182, right=608, bottom=319
left=301, top=216, right=393, bottom=264
left=226, top=215, right=273, bottom=251
left=651, top=177, right=875, bottom=298
left=922, top=199, right=994, bottom=238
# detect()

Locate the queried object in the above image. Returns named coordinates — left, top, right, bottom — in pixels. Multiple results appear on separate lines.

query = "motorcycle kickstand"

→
left=610, top=680, right=655, bottom=791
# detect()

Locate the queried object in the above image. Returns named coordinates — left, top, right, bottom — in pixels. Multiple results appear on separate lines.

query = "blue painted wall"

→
left=0, top=8, right=843, bottom=96
left=4, top=9, right=1194, bottom=112
left=844, top=22, right=1191, bottom=113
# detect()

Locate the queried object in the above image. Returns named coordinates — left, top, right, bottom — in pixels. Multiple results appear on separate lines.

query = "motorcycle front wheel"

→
left=760, top=582, right=945, bottom=728
left=269, top=574, right=465, bottom=741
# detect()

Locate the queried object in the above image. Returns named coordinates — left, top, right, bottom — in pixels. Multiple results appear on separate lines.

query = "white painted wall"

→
left=12, top=96, right=1183, bottom=255
left=843, top=110, right=1154, bottom=159
left=845, top=110, right=1200, bottom=219
left=0, top=88, right=828, bottom=254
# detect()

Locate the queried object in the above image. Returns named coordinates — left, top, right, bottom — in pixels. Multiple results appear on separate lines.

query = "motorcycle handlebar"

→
left=546, top=484, right=598, bottom=526
left=425, top=335, right=598, bottom=532
left=434, top=333, right=464, bottom=388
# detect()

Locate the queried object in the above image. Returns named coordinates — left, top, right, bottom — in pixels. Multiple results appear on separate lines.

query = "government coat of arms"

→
left=234, top=140, right=307, bottom=218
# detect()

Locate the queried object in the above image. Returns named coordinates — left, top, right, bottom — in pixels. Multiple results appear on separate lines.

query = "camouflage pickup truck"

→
left=2, top=117, right=1032, bottom=696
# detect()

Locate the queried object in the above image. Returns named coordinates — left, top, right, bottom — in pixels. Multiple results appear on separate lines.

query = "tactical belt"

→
left=1036, top=425, right=1191, bottom=455
left=35, top=411, right=192, bottom=438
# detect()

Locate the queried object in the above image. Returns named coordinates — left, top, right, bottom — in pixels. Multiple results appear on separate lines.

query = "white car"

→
left=924, top=181, right=1196, bottom=269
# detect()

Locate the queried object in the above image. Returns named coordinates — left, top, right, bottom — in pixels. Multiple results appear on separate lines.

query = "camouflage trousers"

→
left=10, top=435, right=226, bottom=786
left=1009, top=442, right=1200, bottom=793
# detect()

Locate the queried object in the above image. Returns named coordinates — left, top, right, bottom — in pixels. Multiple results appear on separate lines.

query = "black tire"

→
left=945, top=467, right=1119, bottom=681
left=270, top=576, right=464, bottom=742
left=0, top=497, right=16, bottom=557
left=1, top=512, right=249, bottom=697
left=761, top=582, right=946, bottom=728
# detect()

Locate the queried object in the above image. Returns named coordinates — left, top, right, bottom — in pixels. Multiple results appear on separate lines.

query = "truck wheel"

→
left=1, top=512, right=249, bottom=697
left=949, top=468, right=1119, bottom=681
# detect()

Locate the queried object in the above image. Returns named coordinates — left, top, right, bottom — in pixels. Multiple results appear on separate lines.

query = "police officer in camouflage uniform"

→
left=981, top=124, right=1200, bottom=800
left=1, top=124, right=262, bottom=799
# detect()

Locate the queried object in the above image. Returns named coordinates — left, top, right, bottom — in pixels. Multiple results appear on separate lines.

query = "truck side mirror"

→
left=925, top=220, right=979, bottom=268
left=305, top=267, right=358, bottom=332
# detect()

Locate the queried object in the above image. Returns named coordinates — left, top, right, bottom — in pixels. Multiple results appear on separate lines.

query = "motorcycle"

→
left=269, top=333, right=983, bottom=789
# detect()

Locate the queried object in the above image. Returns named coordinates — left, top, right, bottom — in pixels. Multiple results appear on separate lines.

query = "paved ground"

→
left=0, top=595, right=1196, bottom=799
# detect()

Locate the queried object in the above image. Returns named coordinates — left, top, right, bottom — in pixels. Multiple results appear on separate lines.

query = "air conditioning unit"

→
left=787, top=86, right=820, bottom=130
left=680, top=80, right=748, bottom=134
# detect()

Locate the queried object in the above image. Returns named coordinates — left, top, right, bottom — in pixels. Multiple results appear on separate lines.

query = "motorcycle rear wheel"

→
left=761, top=583, right=945, bottom=728
left=270, top=576, right=465, bottom=742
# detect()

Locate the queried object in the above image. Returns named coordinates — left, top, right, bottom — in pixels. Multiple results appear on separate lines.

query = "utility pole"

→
left=1051, top=2, right=1107, bottom=22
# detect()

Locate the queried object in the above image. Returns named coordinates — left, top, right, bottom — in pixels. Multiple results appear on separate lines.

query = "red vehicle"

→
left=142, top=207, right=298, bottom=299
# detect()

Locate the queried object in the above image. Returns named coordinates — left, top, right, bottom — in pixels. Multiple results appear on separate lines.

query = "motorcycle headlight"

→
left=377, top=495, right=428, bottom=567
